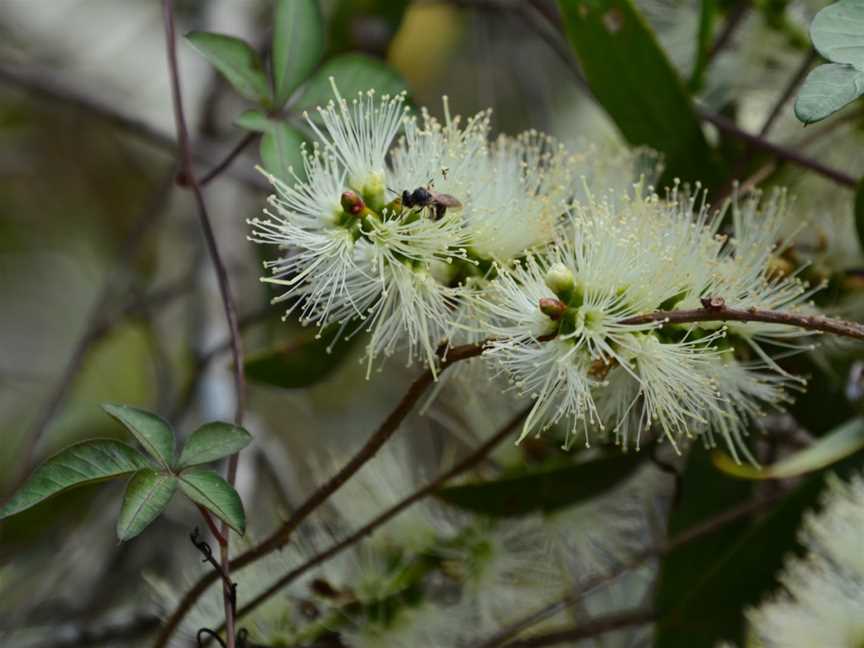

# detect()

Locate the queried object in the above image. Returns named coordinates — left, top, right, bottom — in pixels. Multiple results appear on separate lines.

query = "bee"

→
left=399, top=182, right=462, bottom=221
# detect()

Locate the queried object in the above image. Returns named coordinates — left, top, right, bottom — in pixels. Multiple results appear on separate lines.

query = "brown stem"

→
left=472, top=491, right=789, bottom=648
left=155, top=303, right=864, bottom=645
left=699, top=108, right=858, bottom=188
left=618, top=305, right=864, bottom=341
left=0, top=62, right=268, bottom=191
left=224, top=404, right=530, bottom=631
left=759, top=49, right=817, bottom=137
left=162, top=3, right=247, bottom=645
left=199, top=132, right=258, bottom=186
left=500, top=609, right=657, bottom=647
left=153, top=341, right=486, bottom=647
left=707, top=1, right=750, bottom=62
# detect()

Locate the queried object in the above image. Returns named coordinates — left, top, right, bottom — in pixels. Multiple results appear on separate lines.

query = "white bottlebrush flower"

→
left=747, top=471, right=864, bottom=648
left=481, top=187, right=813, bottom=455
left=252, top=83, right=474, bottom=373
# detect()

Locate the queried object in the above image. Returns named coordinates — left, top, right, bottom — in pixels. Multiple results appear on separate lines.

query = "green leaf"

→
left=0, top=440, right=151, bottom=520
left=260, top=123, right=306, bottom=182
left=178, top=422, right=252, bottom=468
left=296, top=54, right=408, bottom=115
left=186, top=31, right=271, bottom=105
left=244, top=326, right=358, bottom=389
left=116, top=469, right=177, bottom=541
left=656, top=475, right=826, bottom=644
left=713, top=417, right=864, bottom=479
left=102, top=403, right=175, bottom=469
left=855, top=177, right=864, bottom=254
left=273, top=0, right=325, bottom=106
left=810, top=0, right=864, bottom=70
left=557, top=0, right=725, bottom=188
left=435, top=452, right=644, bottom=517
left=235, top=109, right=272, bottom=133
left=794, top=63, right=864, bottom=124
left=179, top=469, right=245, bottom=535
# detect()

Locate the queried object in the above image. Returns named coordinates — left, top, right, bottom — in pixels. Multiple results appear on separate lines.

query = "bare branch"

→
left=200, top=132, right=259, bottom=187
left=618, top=305, right=864, bottom=341
left=153, top=341, right=487, bottom=647
left=499, top=609, right=656, bottom=647
left=226, top=405, right=531, bottom=630
left=699, top=108, right=858, bottom=188
left=0, top=62, right=268, bottom=191
left=472, top=491, right=789, bottom=647
left=162, top=2, right=248, bottom=643
left=759, top=49, right=817, bottom=137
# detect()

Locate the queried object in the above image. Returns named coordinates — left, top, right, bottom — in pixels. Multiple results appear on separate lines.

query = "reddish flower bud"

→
left=539, top=297, right=567, bottom=320
left=341, top=190, right=365, bottom=215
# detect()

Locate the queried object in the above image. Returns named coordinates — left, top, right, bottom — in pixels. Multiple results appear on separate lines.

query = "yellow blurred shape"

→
left=390, top=4, right=463, bottom=89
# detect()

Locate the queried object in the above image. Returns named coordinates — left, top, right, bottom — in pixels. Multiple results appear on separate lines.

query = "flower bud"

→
left=341, top=190, right=366, bottom=215
left=539, top=297, right=567, bottom=320
left=545, top=263, right=575, bottom=298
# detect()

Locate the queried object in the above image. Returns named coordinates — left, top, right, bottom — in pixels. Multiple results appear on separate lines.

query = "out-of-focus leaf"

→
left=116, top=469, right=177, bottom=541
left=0, top=440, right=151, bottom=519
left=794, top=63, right=864, bottom=124
left=810, top=0, right=864, bottom=69
left=435, top=452, right=644, bottom=517
left=713, top=417, right=864, bottom=479
left=855, top=177, right=864, bottom=253
left=689, top=0, right=717, bottom=91
left=178, top=469, right=245, bottom=535
left=296, top=54, right=408, bottom=115
left=178, top=422, right=252, bottom=468
left=244, top=327, right=359, bottom=389
left=102, top=403, right=175, bottom=469
left=657, top=475, right=826, bottom=644
left=185, top=32, right=271, bottom=105
left=329, top=0, right=411, bottom=54
left=260, top=123, right=306, bottom=183
left=273, top=0, right=325, bottom=106
left=557, top=0, right=725, bottom=188
left=655, top=448, right=752, bottom=648
left=235, top=109, right=272, bottom=133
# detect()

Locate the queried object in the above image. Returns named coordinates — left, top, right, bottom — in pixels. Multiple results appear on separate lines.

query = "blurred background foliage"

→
left=2, top=0, right=864, bottom=646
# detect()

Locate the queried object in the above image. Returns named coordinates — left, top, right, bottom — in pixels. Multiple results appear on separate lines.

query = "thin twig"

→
left=191, top=524, right=236, bottom=613
left=500, top=609, right=657, bottom=647
left=226, top=405, right=531, bottom=629
left=707, top=0, right=750, bottom=62
left=759, top=49, right=817, bottom=137
left=155, top=301, right=864, bottom=645
left=0, top=62, right=268, bottom=191
left=153, top=341, right=487, bottom=647
left=472, top=490, right=789, bottom=648
left=699, top=108, right=858, bottom=188
left=200, top=132, right=259, bottom=186
left=162, top=2, right=246, bottom=645
left=618, top=305, right=864, bottom=341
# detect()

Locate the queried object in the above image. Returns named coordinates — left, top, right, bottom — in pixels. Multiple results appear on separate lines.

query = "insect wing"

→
left=432, top=192, right=462, bottom=208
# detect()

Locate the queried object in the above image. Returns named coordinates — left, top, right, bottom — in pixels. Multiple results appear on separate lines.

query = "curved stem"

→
left=618, top=305, right=864, bottom=341
left=162, top=2, right=247, bottom=646
left=155, top=302, right=864, bottom=645
left=152, top=341, right=486, bottom=647
left=222, top=405, right=530, bottom=632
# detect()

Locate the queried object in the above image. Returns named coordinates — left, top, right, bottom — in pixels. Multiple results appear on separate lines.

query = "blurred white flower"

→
left=747, top=471, right=864, bottom=648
